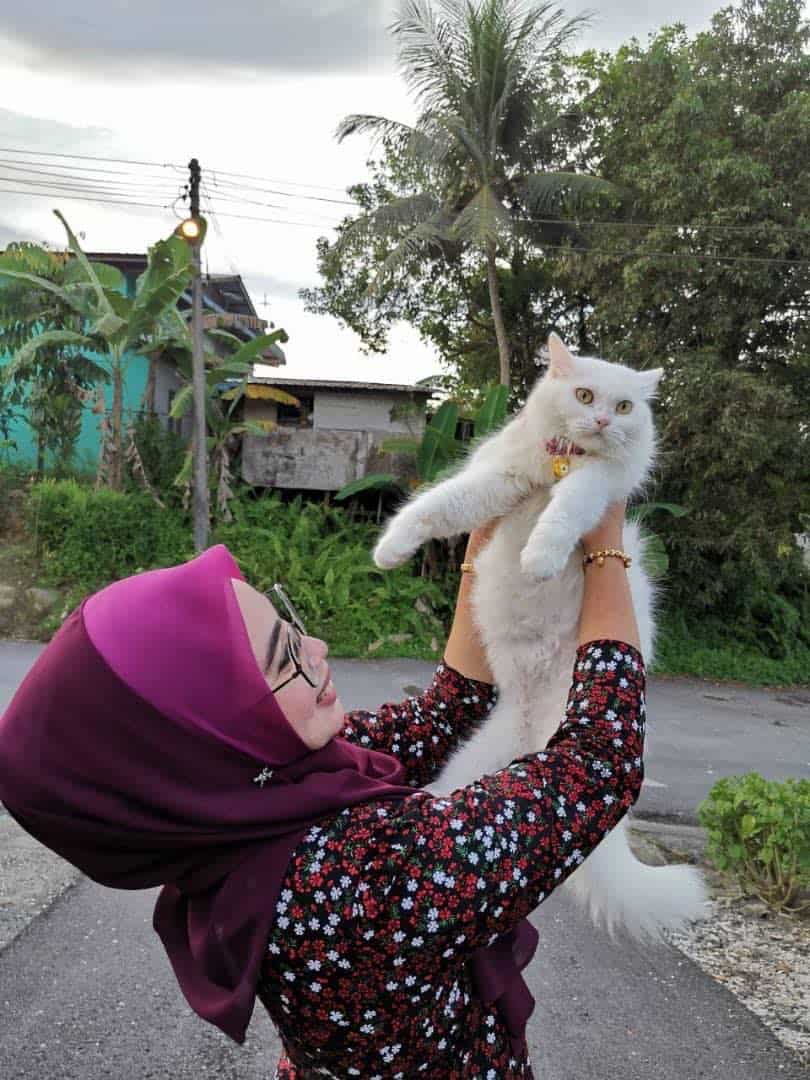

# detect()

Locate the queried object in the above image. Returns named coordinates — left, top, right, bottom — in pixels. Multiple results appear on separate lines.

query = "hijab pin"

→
left=253, top=767, right=274, bottom=788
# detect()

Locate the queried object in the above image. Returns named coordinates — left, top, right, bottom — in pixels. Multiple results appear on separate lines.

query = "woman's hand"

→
left=582, top=499, right=627, bottom=552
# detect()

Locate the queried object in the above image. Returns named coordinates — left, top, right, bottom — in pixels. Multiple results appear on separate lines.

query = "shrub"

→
left=697, top=772, right=810, bottom=914
left=26, top=479, right=193, bottom=590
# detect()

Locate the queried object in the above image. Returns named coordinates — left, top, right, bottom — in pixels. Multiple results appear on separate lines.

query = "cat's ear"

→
left=637, top=367, right=664, bottom=399
left=547, top=332, right=575, bottom=379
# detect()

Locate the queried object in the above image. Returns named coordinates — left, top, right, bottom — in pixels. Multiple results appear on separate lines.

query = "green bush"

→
left=697, top=772, right=810, bottom=914
left=26, top=479, right=193, bottom=590
left=124, top=412, right=187, bottom=503
left=23, top=483, right=455, bottom=659
left=216, top=490, right=453, bottom=659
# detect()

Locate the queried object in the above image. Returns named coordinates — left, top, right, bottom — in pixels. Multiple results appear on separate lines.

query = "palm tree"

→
left=336, top=0, right=624, bottom=387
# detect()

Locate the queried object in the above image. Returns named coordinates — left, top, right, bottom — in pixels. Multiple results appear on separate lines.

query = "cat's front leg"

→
left=520, top=463, right=620, bottom=581
left=374, top=466, right=533, bottom=569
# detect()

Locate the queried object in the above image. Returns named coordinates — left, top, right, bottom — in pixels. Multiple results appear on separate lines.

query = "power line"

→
left=0, top=154, right=179, bottom=185
left=208, top=173, right=357, bottom=207
left=2, top=145, right=809, bottom=238
left=0, top=174, right=181, bottom=205
left=0, top=167, right=182, bottom=199
left=0, top=146, right=175, bottom=170
left=0, top=186, right=173, bottom=212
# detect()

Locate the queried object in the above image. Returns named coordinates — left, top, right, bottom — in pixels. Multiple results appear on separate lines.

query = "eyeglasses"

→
left=267, top=583, right=320, bottom=693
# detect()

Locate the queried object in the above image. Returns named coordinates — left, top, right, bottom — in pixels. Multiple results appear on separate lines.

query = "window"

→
left=276, top=393, right=314, bottom=428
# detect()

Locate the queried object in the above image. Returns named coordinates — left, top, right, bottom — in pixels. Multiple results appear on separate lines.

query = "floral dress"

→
left=256, top=639, right=647, bottom=1079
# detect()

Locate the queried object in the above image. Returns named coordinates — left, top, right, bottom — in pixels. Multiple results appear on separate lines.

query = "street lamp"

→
left=175, top=216, right=208, bottom=246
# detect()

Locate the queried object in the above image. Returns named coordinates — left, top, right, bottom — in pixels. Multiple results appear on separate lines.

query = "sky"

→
left=0, top=0, right=721, bottom=386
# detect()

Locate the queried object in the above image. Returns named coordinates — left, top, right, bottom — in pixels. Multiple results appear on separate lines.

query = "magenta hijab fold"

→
left=0, top=544, right=537, bottom=1053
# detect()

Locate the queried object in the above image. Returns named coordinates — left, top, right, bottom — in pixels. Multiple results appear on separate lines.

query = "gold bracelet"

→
left=460, top=562, right=475, bottom=573
left=583, top=547, right=632, bottom=569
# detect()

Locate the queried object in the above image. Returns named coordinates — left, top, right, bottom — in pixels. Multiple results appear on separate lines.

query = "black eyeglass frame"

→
left=267, top=583, right=319, bottom=693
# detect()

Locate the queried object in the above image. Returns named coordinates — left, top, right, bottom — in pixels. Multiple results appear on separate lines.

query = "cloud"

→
left=0, top=1, right=396, bottom=76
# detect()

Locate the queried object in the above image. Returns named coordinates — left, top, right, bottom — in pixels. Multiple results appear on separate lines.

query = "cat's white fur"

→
left=373, top=332, right=708, bottom=943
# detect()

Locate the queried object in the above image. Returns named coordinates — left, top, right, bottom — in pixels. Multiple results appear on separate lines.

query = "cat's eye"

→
left=575, top=388, right=594, bottom=405
left=616, top=400, right=633, bottom=415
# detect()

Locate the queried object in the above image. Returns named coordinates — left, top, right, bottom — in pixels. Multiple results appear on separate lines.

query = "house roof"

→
left=248, top=373, right=436, bottom=396
left=84, top=251, right=284, bottom=366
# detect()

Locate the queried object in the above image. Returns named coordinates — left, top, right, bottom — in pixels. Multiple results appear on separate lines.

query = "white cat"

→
left=373, top=332, right=708, bottom=943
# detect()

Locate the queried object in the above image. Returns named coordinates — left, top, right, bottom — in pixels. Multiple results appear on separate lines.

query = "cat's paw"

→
left=520, top=535, right=574, bottom=581
left=373, top=524, right=426, bottom=569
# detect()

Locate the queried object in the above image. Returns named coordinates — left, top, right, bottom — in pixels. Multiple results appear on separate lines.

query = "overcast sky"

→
left=0, top=0, right=722, bottom=385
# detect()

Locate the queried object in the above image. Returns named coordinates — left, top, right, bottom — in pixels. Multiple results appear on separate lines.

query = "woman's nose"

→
left=305, top=635, right=328, bottom=662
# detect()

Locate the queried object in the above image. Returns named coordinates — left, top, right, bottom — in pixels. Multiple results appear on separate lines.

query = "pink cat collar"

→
left=545, top=437, right=586, bottom=456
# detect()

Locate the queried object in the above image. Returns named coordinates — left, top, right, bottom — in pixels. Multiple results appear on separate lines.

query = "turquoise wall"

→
left=0, top=270, right=148, bottom=472
left=1, top=352, right=148, bottom=471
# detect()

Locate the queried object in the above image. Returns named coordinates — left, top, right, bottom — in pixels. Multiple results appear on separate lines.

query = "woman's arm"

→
left=339, top=520, right=502, bottom=783
left=579, top=499, right=642, bottom=652
left=442, top=520, right=500, bottom=684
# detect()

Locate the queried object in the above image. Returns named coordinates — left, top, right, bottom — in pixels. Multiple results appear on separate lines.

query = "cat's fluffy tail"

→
left=560, top=817, right=710, bottom=944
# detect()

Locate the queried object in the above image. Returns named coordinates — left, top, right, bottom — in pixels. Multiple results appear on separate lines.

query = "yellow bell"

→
left=552, top=456, right=570, bottom=481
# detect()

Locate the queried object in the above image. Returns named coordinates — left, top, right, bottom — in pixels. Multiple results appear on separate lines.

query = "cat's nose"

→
left=594, top=415, right=611, bottom=428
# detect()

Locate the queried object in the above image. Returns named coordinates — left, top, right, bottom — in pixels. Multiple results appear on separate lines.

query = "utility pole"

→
left=188, top=158, right=209, bottom=552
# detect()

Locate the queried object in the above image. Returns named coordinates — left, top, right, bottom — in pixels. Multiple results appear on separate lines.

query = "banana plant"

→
left=168, top=326, right=296, bottom=522
left=627, top=501, right=690, bottom=579
left=0, top=211, right=193, bottom=489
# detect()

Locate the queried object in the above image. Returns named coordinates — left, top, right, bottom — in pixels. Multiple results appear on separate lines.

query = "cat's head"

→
left=528, top=333, right=663, bottom=459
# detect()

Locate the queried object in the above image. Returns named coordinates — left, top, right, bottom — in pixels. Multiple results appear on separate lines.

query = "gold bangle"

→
left=583, top=547, right=632, bottom=569
left=460, top=562, right=475, bottom=573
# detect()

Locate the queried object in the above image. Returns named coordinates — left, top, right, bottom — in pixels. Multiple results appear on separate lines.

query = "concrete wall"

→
left=242, top=428, right=418, bottom=491
left=313, top=391, right=426, bottom=435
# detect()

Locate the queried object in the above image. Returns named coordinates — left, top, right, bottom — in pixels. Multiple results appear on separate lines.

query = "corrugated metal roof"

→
left=248, top=374, right=436, bottom=395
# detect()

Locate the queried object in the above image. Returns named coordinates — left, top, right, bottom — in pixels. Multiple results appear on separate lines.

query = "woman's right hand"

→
left=581, top=499, right=627, bottom=551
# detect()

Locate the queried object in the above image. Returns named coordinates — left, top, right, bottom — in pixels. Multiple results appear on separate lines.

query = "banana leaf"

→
left=125, top=235, right=193, bottom=349
left=474, top=384, right=509, bottom=437
left=3, top=331, right=95, bottom=381
left=335, top=473, right=403, bottom=500
left=379, top=437, right=420, bottom=456
left=629, top=501, right=689, bottom=523
left=169, top=384, right=193, bottom=419
left=53, top=211, right=126, bottom=338
left=418, top=401, right=459, bottom=482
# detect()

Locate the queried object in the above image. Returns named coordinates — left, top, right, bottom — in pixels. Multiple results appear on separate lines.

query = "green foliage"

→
left=123, top=412, right=188, bottom=502
left=333, top=473, right=401, bottom=501
left=1, top=215, right=195, bottom=489
left=17, top=478, right=810, bottom=680
left=650, top=607, right=810, bottom=685
left=25, top=482, right=454, bottom=659
left=649, top=358, right=810, bottom=657
left=26, top=479, right=192, bottom=590
left=318, top=0, right=622, bottom=386
left=697, top=772, right=810, bottom=914
left=217, top=491, right=454, bottom=658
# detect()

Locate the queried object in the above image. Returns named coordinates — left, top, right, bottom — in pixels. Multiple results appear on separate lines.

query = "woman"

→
left=0, top=501, right=644, bottom=1078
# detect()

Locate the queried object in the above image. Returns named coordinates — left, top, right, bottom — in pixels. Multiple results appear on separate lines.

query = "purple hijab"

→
left=0, top=544, right=537, bottom=1053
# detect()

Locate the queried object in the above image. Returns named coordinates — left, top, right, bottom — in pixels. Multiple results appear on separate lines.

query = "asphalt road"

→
left=1, top=641, right=808, bottom=1079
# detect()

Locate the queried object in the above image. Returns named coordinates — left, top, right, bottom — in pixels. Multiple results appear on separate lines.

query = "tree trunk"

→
left=110, top=363, right=123, bottom=490
left=36, top=432, right=45, bottom=478
left=142, top=353, right=158, bottom=415
left=486, top=241, right=511, bottom=387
